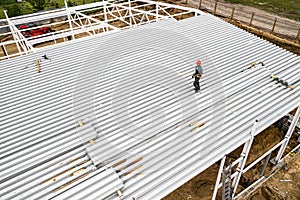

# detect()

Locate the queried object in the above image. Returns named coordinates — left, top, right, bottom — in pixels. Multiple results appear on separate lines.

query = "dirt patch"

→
left=245, top=153, right=300, bottom=200
left=163, top=164, right=218, bottom=200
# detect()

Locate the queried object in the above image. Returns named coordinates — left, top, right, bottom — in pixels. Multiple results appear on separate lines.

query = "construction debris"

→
left=241, top=61, right=265, bottom=72
left=270, top=74, right=294, bottom=89
left=35, top=59, right=41, bottom=73
left=89, top=139, right=95, bottom=145
left=78, top=120, right=84, bottom=127
left=191, top=122, right=205, bottom=131
left=117, top=189, right=124, bottom=199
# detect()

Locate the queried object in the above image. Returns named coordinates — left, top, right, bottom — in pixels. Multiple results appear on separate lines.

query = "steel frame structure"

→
left=212, top=105, right=300, bottom=200
left=0, top=1, right=299, bottom=200
left=3, top=11, right=36, bottom=56
left=0, top=0, right=202, bottom=60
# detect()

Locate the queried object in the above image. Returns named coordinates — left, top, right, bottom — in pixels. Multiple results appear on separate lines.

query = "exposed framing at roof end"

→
left=0, top=0, right=203, bottom=60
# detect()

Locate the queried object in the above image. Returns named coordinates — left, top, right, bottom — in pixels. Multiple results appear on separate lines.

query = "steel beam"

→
left=74, top=11, right=120, bottom=31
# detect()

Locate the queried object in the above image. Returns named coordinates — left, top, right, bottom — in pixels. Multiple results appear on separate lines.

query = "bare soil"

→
left=245, top=153, right=300, bottom=200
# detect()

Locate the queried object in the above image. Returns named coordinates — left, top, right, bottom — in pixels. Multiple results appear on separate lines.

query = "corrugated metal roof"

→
left=0, top=13, right=299, bottom=200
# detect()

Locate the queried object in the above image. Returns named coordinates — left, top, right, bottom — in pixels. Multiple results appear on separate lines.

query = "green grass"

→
left=224, top=0, right=300, bottom=21
left=45, top=0, right=100, bottom=9
left=0, top=0, right=101, bottom=19
left=0, top=7, right=4, bottom=19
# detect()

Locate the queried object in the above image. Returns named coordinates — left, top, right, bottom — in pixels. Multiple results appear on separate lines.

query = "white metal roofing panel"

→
left=51, top=168, right=123, bottom=200
left=0, top=14, right=299, bottom=200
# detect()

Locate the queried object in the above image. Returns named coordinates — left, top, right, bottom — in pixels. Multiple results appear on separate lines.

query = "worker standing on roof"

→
left=193, top=59, right=203, bottom=93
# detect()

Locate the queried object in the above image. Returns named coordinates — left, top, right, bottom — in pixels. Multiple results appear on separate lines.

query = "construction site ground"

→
left=247, top=153, right=300, bottom=200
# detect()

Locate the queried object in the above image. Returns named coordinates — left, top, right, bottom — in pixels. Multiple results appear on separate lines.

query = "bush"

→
left=28, top=0, right=46, bottom=11
left=0, top=0, right=16, bottom=6
left=4, top=4, right=22, bottom=17
left=67, top=1, right=77, bottom=7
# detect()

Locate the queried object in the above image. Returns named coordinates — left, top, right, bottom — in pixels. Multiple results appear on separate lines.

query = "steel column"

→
left=4, top=10, right=36, bottom=55
left=212, top=156, right=226, bottom=200
left=156, top=1, right=159, bottom=22
left=275, top=105, right=300, bottom=163
left=4, top=10, right=23, bottom=55
left=65, top=0, right=75, bottom=40
left=231, top=120, right=258, bottom=197
left=260, top=153, right=271, bottom=177
left=104, top=4, right=109, bottom=31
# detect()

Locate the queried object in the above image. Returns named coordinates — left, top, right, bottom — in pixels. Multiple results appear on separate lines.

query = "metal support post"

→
left=4, top=10, right=35, bottom=55
left=275, top=105, right=300, bottom=163
left=127, top=0, right=137, bottom=27
left=128, top=0, right=132, bottom=27
left=104, top=4, right=109, bottom=31
left=260, top=153, right=271, bottom=177
left=156, top=2, right=159, bottom=22
left=4, top=10, right=22, bottom=55
left=64, top=0, right=75, bottom=40
left=212, top=156, right=226, bottom=200
left=231, top=120, right=258, bottom=197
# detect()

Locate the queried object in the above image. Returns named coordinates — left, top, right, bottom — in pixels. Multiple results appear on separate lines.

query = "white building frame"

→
left=0, top=0, right=202, bottom=60
left=0, top=1, right=299, bottom=200
left=212, top=105, right=300, bottom=200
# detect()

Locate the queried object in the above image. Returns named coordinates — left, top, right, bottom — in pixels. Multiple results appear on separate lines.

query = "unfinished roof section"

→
left=0, top=0, right=202, bottom=60
left=0, top=4, right=300, bottom=200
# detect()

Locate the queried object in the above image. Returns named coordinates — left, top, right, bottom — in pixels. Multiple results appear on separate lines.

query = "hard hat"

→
left=196, top=60, right=201, bottom=66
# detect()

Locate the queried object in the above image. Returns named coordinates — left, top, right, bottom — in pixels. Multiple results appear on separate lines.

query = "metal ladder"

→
left=222, top=165, right=232, bottom=200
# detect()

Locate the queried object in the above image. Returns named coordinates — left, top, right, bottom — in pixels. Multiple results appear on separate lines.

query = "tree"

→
left=28, top=0, right=46, bottom=11
left=5, top=4, right=22, bottom=17
left=0, top=0, right=16, bottom=7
